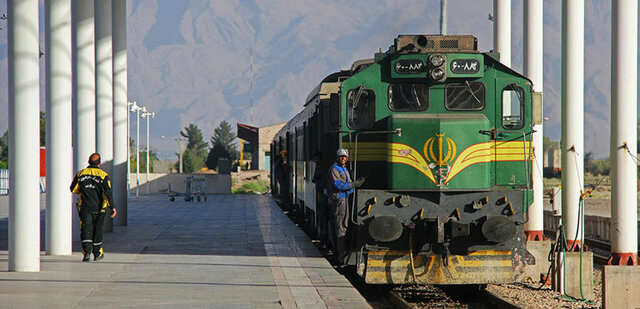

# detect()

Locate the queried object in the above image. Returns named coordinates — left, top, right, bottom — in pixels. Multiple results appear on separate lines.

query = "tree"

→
left=175, top=123, right=208, bottom=172
left=0, top=130, right=8, bottom=169
left=0, top=111, right=45, bottom=169
left=40, top=111, right=45, bottom=147
left=130, top=147, right=158, bottom=173
left=206, top=121, right=238, bottom=170
left=182, top=148, right=205, bottom=173
left=543, top=136, right=559, bottom=153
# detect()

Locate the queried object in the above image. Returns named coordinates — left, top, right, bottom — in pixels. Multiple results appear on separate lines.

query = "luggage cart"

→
left=168, top=176, right=207, bottom=202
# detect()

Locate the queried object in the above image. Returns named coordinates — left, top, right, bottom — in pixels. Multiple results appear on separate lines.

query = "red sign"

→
left=40, top=147, right=46, bottom=177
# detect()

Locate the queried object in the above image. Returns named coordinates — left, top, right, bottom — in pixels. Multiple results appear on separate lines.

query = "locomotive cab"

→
left=340, top=35, right=535, bottom=285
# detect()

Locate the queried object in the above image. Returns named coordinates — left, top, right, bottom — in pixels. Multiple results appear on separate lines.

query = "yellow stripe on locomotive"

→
left=363, top=249, right=514, bottom=285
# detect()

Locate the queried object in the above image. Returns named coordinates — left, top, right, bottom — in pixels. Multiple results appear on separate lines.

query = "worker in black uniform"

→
left=70, top=153, right=117, bottom=262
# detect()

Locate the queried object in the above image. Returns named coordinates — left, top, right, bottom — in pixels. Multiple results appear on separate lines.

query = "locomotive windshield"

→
left=388, top=84, right=429, bottom=111
left=501, top=84, right=525, bottom=129
left=445, top=81, right=485, bottom=110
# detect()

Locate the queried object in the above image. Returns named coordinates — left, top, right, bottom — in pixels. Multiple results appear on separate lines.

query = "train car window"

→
left=445, top=81, right=485, bottom=110
left=346, top=87, right=376, bottom=129
left=388, top=84, right=429, bottom=111
left=501, top=84, right=525, bottom=129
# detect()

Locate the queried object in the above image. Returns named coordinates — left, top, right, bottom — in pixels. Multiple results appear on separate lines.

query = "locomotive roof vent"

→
left=395, top=35, right=478, bottom=54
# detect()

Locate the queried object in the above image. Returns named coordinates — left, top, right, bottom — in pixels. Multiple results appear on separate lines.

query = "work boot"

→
left=94, top=248, right=104, bottom=261
left=94, top=252, right=104, bottom=261
left=336, top=236, right=349, bottom=266
left=82, top=251, right=91, bottom=262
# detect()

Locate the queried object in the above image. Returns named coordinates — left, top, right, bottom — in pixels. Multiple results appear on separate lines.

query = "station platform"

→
left=0, top=194, right=371, bottom=308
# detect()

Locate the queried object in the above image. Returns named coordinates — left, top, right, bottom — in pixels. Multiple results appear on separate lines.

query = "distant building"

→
left=237, top=122, right=286, bottom=171
left=543, top=147, right=562, bottom=177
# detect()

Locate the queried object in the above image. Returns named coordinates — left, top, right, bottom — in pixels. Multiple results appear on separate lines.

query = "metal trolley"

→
left=168, top=176, right=207, bottom=202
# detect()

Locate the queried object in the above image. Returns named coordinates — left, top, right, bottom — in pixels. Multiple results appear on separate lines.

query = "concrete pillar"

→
left=8, top=0, right=41, bottom=272
left=72, top=0, right=96, bottom=172
left=609, top=0, right=638, bottom=265
left=45, top=0, right=73, bottom=256
left=523, top=0, right=544, bottom=241
left=112, top=0, right=128, bottom=226
left=561, top=0, right=584, bottom=250
left=493, top=0, right=511, bottom=67
left=95, top=0, right=113, bottom=232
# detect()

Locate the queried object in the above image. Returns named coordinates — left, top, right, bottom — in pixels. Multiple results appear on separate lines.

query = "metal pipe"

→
left=524, top=0, right=544, bottom=239
left=561, top=0, right=585, bottom=249
left=72, top=0, right=95, bottom=173
left=8, top=0, right=41, bottom=272
left=45, top=0, right=73, bottom=256
left=610, top=0, right=638, bottom=262
left=112, top=0, right=128, bottom=226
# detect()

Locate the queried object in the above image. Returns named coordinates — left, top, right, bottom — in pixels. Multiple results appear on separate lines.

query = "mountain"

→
left=0, top=0, right=637, bottom=159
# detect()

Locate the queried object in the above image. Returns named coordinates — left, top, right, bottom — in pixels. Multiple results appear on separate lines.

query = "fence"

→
left=0, top=169, right=8, bottom=195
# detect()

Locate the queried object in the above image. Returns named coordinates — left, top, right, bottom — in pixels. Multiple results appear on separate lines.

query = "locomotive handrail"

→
left=350, top=129, right=402, bottom=225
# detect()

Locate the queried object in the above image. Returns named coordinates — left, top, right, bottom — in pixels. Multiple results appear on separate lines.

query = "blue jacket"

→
left=328, top=163, right=353, bottom=200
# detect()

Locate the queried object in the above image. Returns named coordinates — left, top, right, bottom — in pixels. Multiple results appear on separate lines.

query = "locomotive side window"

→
left=445, top=81, right=485, bottom=110
left=501, top=84, right=525, bottom=129
left=388, top=84, right=429, bottom=111
left=347, top=86, right=376, bottom=129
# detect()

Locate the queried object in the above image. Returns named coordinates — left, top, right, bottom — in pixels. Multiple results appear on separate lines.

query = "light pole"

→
left=175, top=138, right=186, bottom=173
left=141, top=109, right=155, bottom=194
left=135, top=105, right=143, bottom=197
left=127, top=101, right=137, bottom=196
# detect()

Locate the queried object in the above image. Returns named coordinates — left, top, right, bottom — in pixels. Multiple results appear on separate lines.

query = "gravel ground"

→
left=486, top=266, right=602, bottom=309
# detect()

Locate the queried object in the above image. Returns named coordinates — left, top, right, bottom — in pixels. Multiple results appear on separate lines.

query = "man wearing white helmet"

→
left=328, top=148, right=364, bottom=266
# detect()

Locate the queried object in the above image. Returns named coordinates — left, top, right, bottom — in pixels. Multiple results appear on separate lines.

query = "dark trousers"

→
left=330, top=197, right=350, bottom=264
left=79, top=211, right=106, bottom=256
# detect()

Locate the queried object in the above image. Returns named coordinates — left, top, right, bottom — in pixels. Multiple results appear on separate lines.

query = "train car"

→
left=271, top=34, right=541, bottom=285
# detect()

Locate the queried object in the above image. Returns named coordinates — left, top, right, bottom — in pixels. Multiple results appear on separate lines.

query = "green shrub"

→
left=232, top=179, right=269, bottom=194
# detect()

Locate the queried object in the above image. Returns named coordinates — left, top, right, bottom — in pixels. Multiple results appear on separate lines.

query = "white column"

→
left=561, top=0, right=584, bottom=249
left=45, top=0, right=73, bottom=256
left=493, top=0, right=511, bottom=67
left=610, top=0, right=638, bottom=264
left=95, top=0, right=113, bottom=232
left=8, top=0, right=41, bottom=272
left=523, top=0, right=544, bottom=240
left=112, top=0, right=128, bottom=226
left=72, top=0, right=96, bottom=173
left=440, top=0, right=447, bottom=35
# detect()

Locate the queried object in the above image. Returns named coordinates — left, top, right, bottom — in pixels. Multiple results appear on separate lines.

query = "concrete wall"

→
left=256, top=122, right=285, bottom=170
left=130, top=173, right=231, bottom=194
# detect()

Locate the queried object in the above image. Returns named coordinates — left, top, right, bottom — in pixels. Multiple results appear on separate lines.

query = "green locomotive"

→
left=272, top=35, right=541, bottom=285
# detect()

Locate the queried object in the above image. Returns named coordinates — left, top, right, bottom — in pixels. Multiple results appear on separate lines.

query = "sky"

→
left=0, top=0, right=638, bottom=160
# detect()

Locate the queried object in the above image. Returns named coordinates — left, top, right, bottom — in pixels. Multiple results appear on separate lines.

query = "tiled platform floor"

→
left=0, top=194, right=370, bottom=309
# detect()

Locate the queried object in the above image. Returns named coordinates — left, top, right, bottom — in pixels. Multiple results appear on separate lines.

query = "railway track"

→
left=386, top=284, right=522, bottom=309
left=584, top=237, right=611, bottom=264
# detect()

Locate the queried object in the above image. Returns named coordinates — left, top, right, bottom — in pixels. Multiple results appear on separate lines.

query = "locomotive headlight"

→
left=429, top=54, right=445, bottom=67
left=428, top=54, right=446, bottom=82
left=430, top=68, right=445, bottom=80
